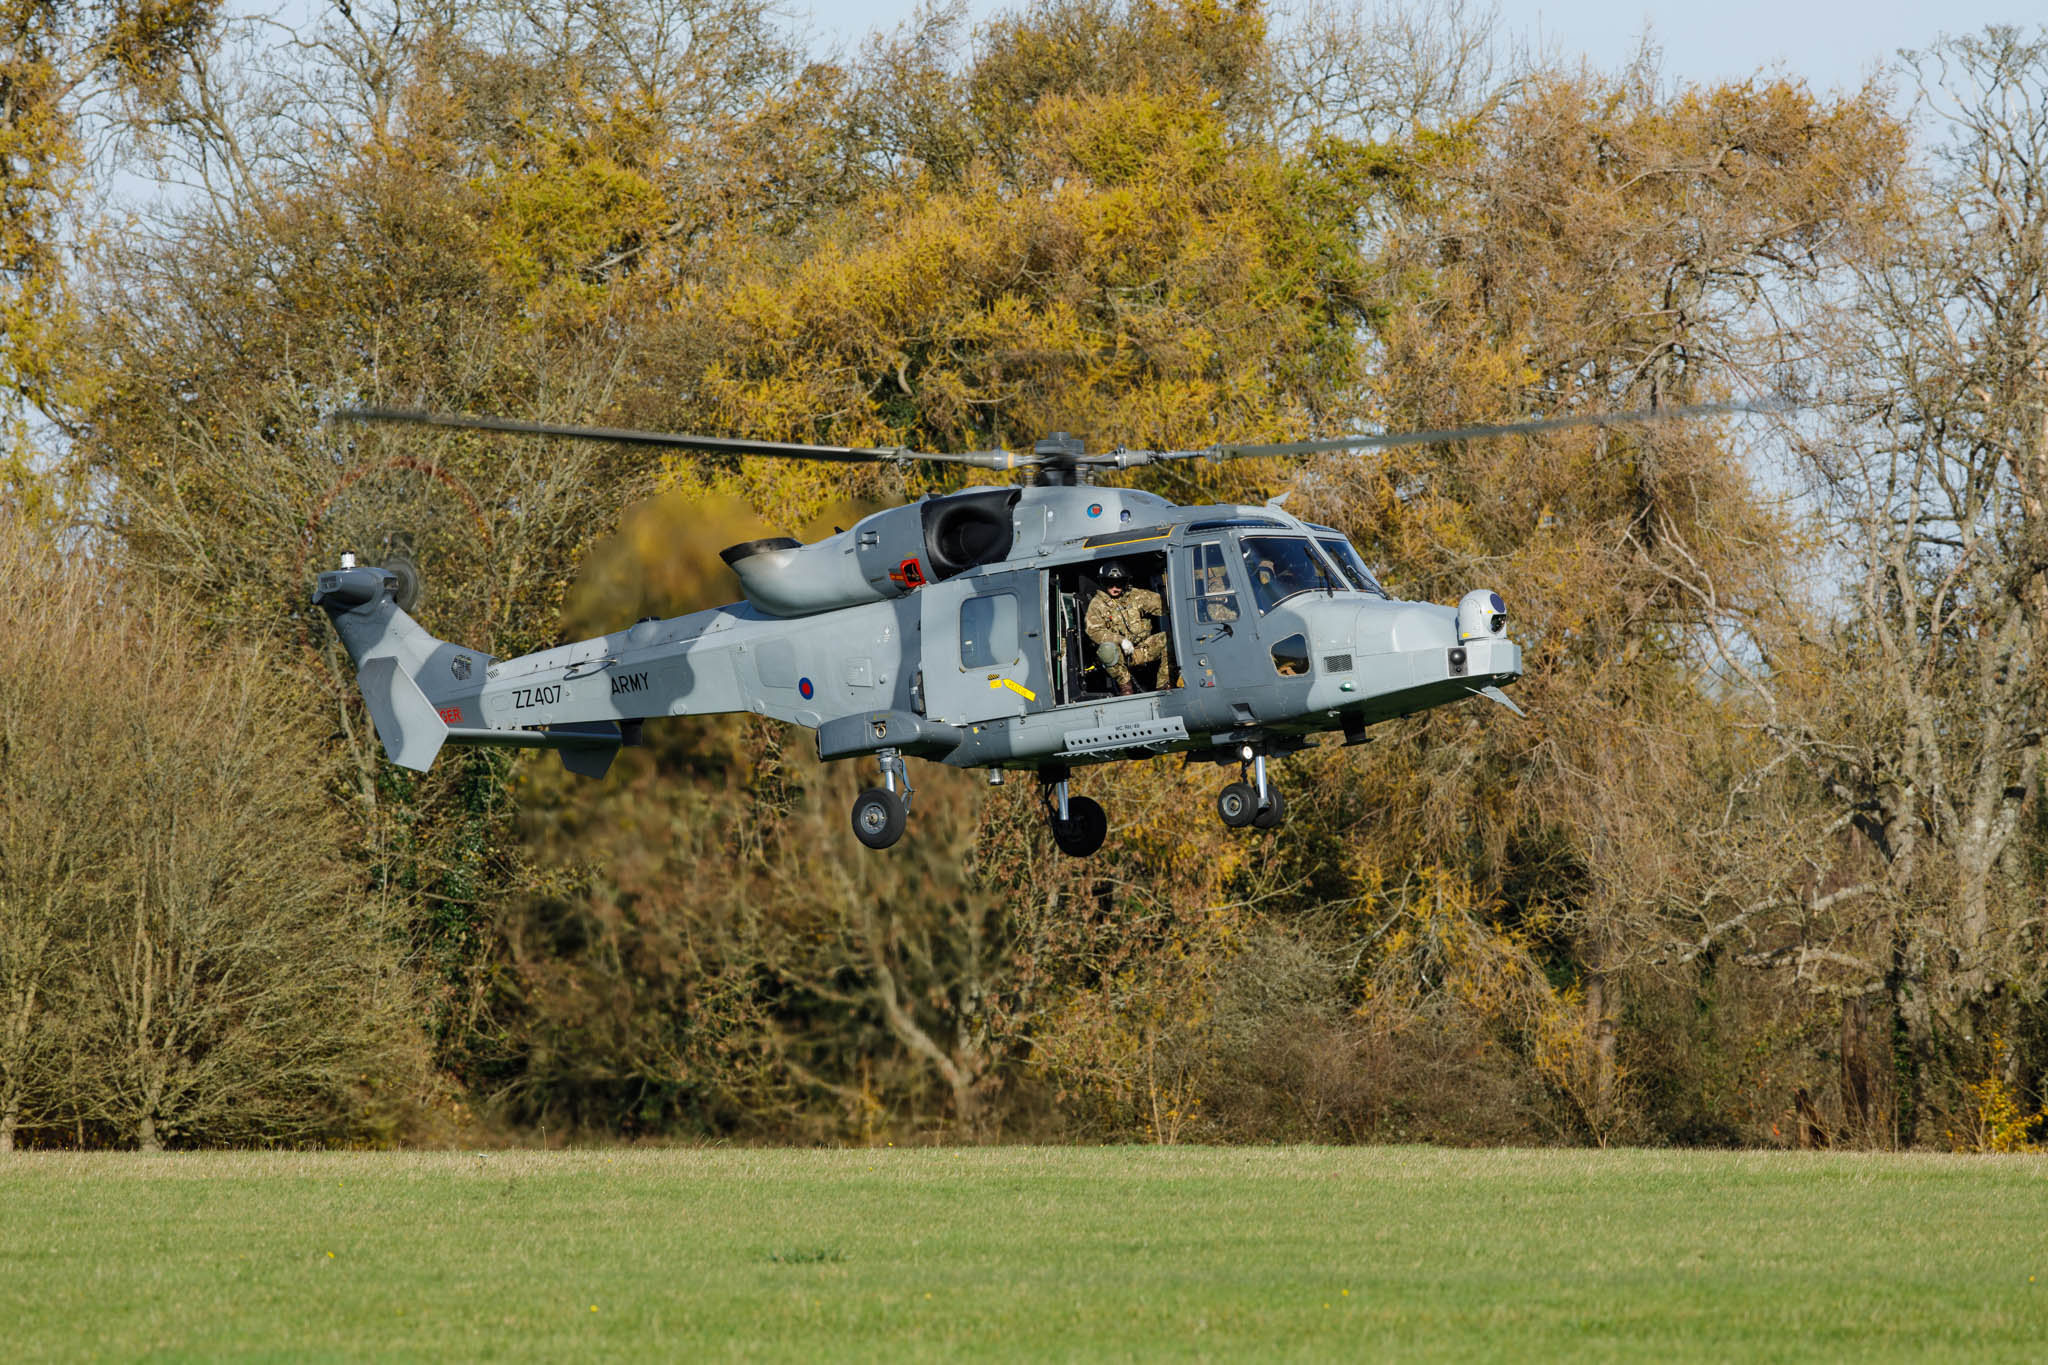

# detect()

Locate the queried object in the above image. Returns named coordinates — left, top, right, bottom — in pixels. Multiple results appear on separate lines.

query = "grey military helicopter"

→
left=313, top=401, right=1768, bottom=857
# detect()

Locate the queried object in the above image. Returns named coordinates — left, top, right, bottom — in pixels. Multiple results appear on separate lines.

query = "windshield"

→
left=1240, top=536, right=1336, bottom=613
left=1316, top=538, right=1388, bottom=598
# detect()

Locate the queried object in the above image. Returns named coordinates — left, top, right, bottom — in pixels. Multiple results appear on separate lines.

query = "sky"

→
left=804, top=0, right=2037, bottom=97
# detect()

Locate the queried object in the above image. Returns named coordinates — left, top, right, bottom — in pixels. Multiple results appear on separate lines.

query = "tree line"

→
left=1, top=0, right=2044, bottom=1149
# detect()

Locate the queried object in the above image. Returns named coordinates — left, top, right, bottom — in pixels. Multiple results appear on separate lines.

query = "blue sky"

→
left=805, top=0, right=2035, bottom=96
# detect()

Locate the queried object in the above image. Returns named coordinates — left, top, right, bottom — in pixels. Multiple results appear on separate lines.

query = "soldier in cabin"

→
left=1085, top=562, right=1168, bottom=694
left=1202, top=566, right=1238, bottom=622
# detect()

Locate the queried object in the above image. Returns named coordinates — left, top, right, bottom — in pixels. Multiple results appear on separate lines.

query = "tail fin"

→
left=314, top=564, right=470, bottom=773
left=356, top=655, right=449, bottom=771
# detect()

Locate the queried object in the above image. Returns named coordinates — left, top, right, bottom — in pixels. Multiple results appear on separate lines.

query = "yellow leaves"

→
left=1030, top=84, right=1227, bottom=191
left=967, top=0, right=1265, bottom=164
left=1032, top=953, right=1220, bottom=1144
left=0, top=37, right=83, bottom=464
left=474, top=133, right=667, bottom=314
left=1358, top=867, right=1532, bottom=1014
left=1957, top=1035, right=2047, bottom=1154
left=99, top=0, right=217, bottom=93
left=1343, top=859, right=1631, bottom=1134
left=620, top=53, right=1375, bottom=528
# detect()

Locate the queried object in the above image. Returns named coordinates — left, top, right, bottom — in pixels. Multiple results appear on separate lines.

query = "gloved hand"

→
left=1121, top=638, right=1134, bottom=656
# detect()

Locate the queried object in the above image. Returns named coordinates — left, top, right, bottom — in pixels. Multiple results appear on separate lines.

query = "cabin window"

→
left=1270, top=633, right=1311, bottom=677
left=1192, top=542, right=1241, bottom=624
left=960, top=592, right=1020, bottom=668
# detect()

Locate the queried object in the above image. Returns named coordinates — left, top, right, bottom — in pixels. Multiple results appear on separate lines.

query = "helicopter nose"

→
left=1387, top=603, right=1457, bottom=652
left=1341, top=594, right=1519, bottom=687
left=1332, top=600, right=1454, bottom=678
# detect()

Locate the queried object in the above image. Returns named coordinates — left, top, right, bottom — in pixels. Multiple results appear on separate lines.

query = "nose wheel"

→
left=1217, top=751, right=1286, bottom=830
left=1039, top=768, right=1108, bottom=857
left=1054, top=797, right=1108, bottom=856
left=851, top=748, right=914, bottom=850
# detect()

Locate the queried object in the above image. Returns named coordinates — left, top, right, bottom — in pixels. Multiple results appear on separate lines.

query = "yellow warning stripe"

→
left=1081, top=528, right=1171, bottom=549
left=987, top=676, right=1037, bottom=702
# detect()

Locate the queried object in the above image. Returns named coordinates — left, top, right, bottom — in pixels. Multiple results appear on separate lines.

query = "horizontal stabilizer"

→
left=358, top=656, right=449, bottom=772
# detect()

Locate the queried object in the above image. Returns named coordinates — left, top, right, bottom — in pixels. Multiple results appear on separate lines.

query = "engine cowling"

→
left=719, top=489, right=1025, bottom=618
left=720, top=533, right=895, bottom=617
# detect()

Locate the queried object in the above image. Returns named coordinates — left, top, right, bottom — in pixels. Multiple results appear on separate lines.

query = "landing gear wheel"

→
left=1052, top=795, right=1108, bottom=857
left=851, top=787, right=907, bottom=849
left=1251, top=786, right=1288, bottom=829
left=1217, top=783, right=1258, bottom=828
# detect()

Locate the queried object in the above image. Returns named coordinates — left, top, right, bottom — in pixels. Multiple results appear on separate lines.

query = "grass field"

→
left=2, top=1147, right=2043, bottom=1361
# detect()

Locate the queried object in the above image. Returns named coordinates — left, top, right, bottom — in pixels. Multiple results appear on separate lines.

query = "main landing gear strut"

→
left=1038, top=766, right=1107, bottom=858
left=850, top=755, right=1112, bottom=858
left=1216, top=747, right=1286, bottom=830
left=851, top=748, right=914, bottom=850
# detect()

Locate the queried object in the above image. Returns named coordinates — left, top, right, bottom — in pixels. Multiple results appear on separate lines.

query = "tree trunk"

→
left=2, top=982, right=36, bottom=1155
left=1839, top=996, right=1879, bottom=1146
left=1888, top=941, right=1931, bottom=1147
left=136, top=1111, right=161, bottom=1152
left=1585, top=970, right=1619, bottom=1137
left=1794, top=1088, right=1829, bottom=1148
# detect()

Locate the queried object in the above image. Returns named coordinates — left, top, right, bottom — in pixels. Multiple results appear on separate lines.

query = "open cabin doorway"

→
left=1049, top=551, right=1175, bottom=705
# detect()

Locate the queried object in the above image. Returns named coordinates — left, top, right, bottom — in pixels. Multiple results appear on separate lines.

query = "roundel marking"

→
left=1086, top=503, right=1103, bottom=518
left=798, top=677, right=814, bottom=699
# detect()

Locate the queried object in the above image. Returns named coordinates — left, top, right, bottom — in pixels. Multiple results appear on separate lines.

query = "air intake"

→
left=921, top=488, right=1020, bottom=578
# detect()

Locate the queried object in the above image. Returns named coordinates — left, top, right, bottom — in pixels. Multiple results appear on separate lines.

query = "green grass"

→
left=2, top=1147, right=2043, bottom=1361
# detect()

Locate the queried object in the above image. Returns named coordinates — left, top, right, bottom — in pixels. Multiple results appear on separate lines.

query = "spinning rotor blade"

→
left=336, top=407, right=1025, bottom=471
left=1126, top=398, right=1791, bottom=465
left=337, top=396, right=1793, bottom=481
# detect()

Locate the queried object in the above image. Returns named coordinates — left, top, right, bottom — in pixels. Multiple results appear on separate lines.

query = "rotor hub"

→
left=1031, top=432, right=1090, bottom=486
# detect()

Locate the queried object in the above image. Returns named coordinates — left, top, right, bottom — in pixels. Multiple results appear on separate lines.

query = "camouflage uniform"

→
left=1086, top=585, right=1168, bottom=689
left=1199, top=567, right=1238, bottom=623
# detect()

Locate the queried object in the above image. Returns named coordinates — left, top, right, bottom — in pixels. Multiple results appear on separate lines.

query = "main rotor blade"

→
left=335, top=407, right=1024, bottom=470
left=1145, top=398, right=1790, bottom=463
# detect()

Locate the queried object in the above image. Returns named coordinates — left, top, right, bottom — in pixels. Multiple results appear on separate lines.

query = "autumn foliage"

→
left=3, top=1, right=2046, bottom=1149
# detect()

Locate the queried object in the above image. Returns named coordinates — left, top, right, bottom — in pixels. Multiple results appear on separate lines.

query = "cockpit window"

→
left=1316, top=538, right=1388, bottom=598
left=1240, top=537, right=1335, bottom=614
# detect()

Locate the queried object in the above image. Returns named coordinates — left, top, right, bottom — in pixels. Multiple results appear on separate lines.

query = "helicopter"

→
left=312, top=400, right=1770, bottom=857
